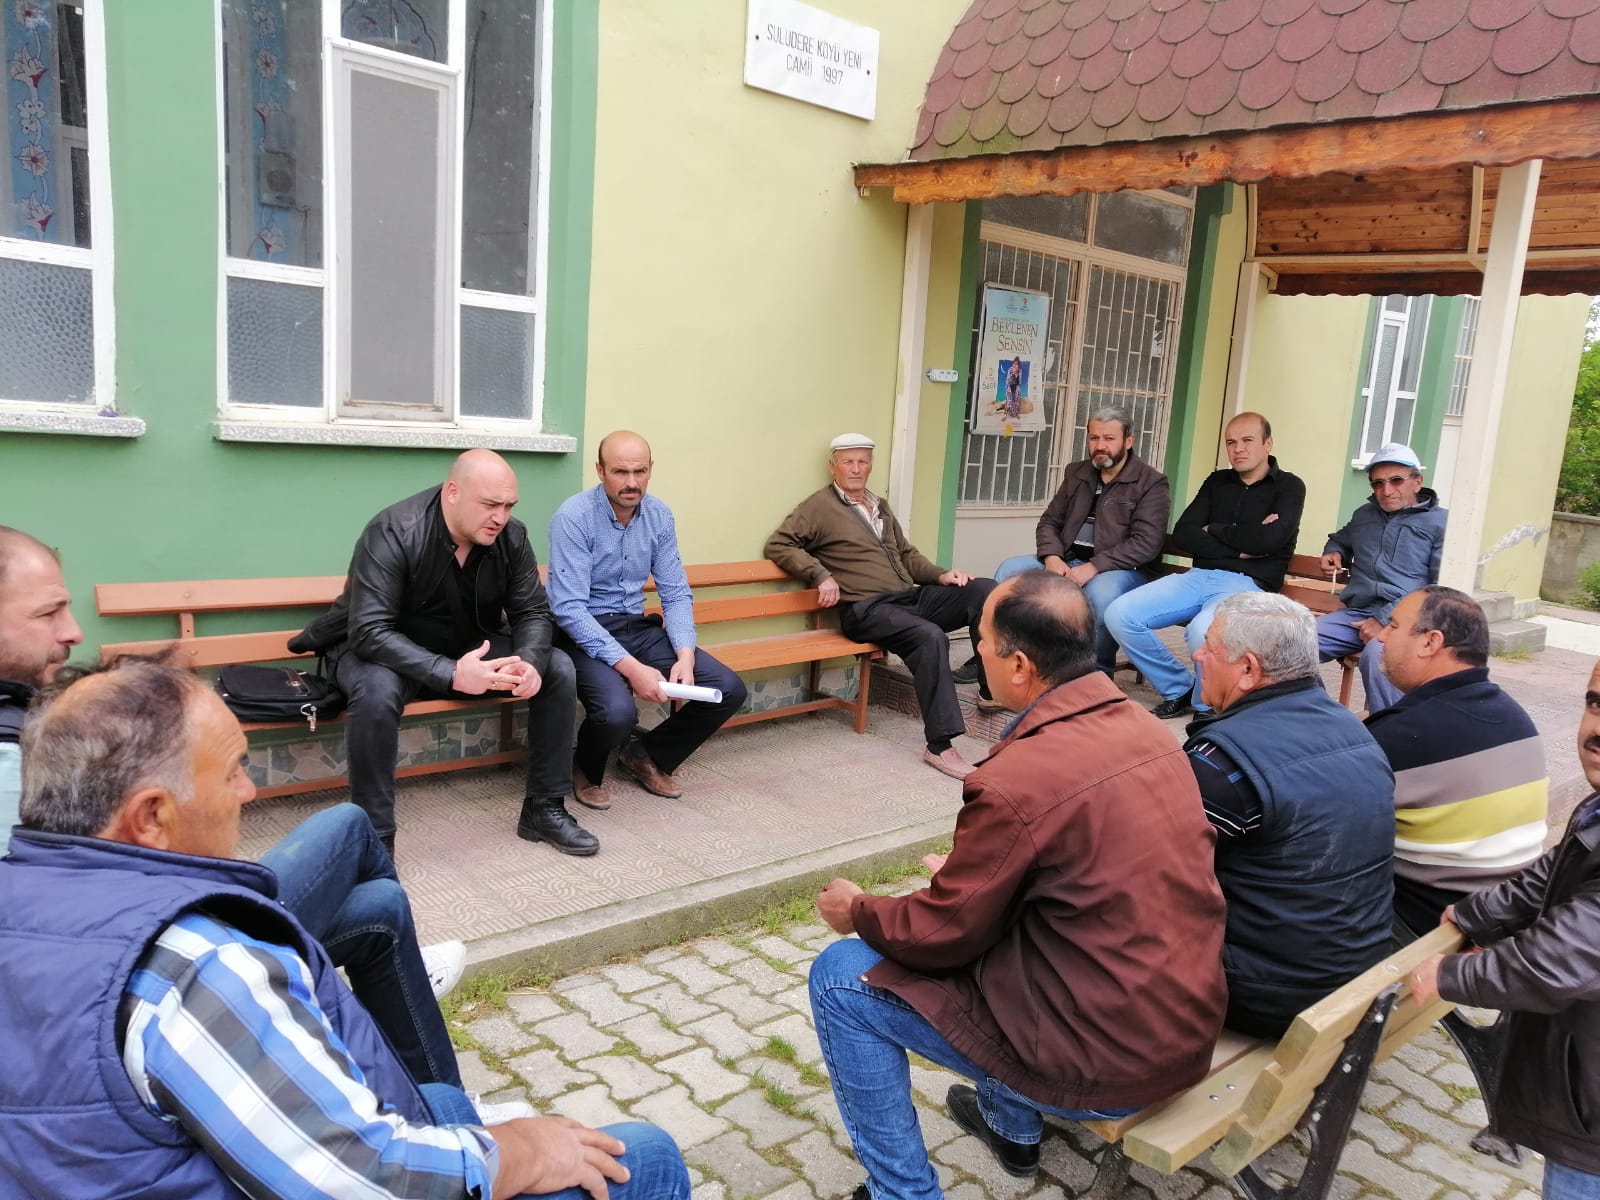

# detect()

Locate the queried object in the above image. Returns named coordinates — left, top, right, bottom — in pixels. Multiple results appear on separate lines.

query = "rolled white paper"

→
left=659, top=681, right=723, bottom=704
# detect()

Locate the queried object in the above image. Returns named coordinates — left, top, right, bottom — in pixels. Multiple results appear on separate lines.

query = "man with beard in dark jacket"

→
left=809, top=571, right=1227, bottom=1199
left=292, top=450, right=593, bottom=857
left=1318, top=442, right=1447, bottom=712
left=1409, top=658, right=1600, bottom=1200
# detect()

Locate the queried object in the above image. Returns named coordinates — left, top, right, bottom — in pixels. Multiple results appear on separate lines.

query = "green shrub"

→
left=1581, top=560, right=1600, bottom=610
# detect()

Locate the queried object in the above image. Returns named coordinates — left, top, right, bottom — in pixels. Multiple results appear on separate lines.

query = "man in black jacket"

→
left=1104, top=412, right=1305, bottom=719
left=293, top=450, right=593, bottom=856
left=1410, top=658, right=1600, bottom=1200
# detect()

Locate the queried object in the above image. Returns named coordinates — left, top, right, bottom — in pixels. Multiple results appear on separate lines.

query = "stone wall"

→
left=1543, top=512, right=1600, bottom=605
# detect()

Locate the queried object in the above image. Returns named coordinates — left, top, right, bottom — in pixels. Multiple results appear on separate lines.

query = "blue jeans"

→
left=994, top=556, right=1151, bottom=674
left=1546, top=1160, right=1600, bottom=1199
left=809, top=938, right=1133, bottom=1200
left=1315, top=608, right=1401, bottom=712
left=421, top=1085, right=689, bottom=1200
left=1103, top=569, right=1262, bottom=708
left=262, top=804, right=461, bottom=1088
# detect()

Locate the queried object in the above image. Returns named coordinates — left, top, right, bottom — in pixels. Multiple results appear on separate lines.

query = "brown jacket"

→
left=1035, top=452, right=1170, bottom=572
left=765, top=486, right=944, bottom=603
left=853, top=673, right=1228, bottom=1112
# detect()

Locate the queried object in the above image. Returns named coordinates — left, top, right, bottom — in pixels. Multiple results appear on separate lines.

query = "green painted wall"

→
left=2, top=0, right=595, bottom=653
left=1164, top=184, right=1230, bottom=504
left=936, top=202, right=983, bottom=564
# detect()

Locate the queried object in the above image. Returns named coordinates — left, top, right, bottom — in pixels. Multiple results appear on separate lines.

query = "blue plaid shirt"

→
left=120, top=911, right=497, bottom=1199
left=547, top=485, right=696, bottom=666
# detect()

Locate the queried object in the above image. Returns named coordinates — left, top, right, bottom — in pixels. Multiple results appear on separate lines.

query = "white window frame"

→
left=1352, top=294, right=1430, bottom=468
left=214, top=0, right=557, bottom=446
left=0, top=0, right=126, bottom=435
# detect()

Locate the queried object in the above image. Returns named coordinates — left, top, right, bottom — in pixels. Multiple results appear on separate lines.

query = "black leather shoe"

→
left=517, top=798, right=600, bottom=856
left=951, top=655, right=980, bottom=685
left=946, top=1084, right=1040, bottom=1178
left=848, top=1186, right=869, bottom=1200
left=1150, top=696, right=1194, bottom=720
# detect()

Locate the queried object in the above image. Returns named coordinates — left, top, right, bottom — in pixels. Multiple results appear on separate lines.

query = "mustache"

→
left=1587, top=737, right=1600, bottom=754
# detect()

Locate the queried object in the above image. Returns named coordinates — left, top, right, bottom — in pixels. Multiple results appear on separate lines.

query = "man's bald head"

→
left=983, top=571, right=1097, bottom=697
left=595, top=431, right=654, bottom=522
left=597, top=430, right=651, bottom=470
left=441, top=450, right=519, bottom=548
left=0, top=527, right=81, bottom=687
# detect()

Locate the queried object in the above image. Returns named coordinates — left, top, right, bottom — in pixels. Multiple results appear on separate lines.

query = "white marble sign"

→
left=744, top=0, right=879, bottom=120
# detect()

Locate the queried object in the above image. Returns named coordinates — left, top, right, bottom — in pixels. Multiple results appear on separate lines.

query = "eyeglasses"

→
left=1370, top=474, right=1416, bottom=489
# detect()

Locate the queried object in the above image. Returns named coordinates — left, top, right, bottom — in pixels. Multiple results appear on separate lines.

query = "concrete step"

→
left=1475, top=591, right=1518, bottom=625
left=1489, top=620, right=1546, bottom=656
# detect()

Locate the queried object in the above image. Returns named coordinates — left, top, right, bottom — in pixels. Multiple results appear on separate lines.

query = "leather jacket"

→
left=1440, top=794, right=1600, bottom=1173
left=1033, top=452, right=1170, bottom=573
left=289, top=486, right=554, bottom=694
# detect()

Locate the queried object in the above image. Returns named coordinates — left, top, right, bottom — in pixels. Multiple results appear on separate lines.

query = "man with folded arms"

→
left=809, top=571, right=1227, bottom=1198
left=0, top=658, right=690, bottom=1199
left=547, top=430, right=746, bottom=807
left=766, top=432, right=999, bottom=780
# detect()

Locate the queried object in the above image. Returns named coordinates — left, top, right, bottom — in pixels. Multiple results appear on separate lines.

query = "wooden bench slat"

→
left=646, top=590, right=828, bottom=625
left=712, top=631, right=881, bottom=673
left=1118, top=1045, right=1280, bottom=1174
left=95, top=577, right=346, bottom=615
left=101, top=631, right=306, bottom=668
left=1079, top=1030, right=1263, bottom=1145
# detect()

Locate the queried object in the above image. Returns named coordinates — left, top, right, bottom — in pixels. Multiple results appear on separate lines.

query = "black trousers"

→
left=331, top=637, right=577, bottom=840
left=839, top=580, right=996, bottom=747
left=559, top=614, right=747, bottom=784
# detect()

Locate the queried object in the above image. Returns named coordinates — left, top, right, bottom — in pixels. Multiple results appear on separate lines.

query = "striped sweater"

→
left=1364, top=666, right=1548, bottom=892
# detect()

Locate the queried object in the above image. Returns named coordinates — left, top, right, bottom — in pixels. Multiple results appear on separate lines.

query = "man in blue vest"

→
left=0, top=658, right=689, bottom=1200
left=0, top=524, right=474, bottom=1094
left=1184, top=591, right=1396, bottom=1034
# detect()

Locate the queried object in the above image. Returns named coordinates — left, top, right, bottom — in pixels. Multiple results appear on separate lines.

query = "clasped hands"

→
left=453, top=640, right=542, bottom=698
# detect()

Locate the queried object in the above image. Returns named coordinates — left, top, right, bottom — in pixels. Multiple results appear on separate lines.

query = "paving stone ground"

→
left=445, top=880, right=1548, bottom=1200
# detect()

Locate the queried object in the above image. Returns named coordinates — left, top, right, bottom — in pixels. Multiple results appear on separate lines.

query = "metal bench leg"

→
left=1075, top=1142, right=1131, bottom=1199
left=1439, top=1008, right=1524, bottom=1165
left=1233, top=986, right=1399, bottom=1200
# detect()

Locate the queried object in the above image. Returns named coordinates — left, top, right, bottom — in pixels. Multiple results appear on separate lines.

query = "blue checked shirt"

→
left=120, top=911, right=498, bottom=1200
left=547, top=485, right=696, bottom=666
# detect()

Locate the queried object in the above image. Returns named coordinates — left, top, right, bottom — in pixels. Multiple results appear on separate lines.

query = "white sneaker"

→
left=471, top=1094, right=536, bottom=1125
left=420, top=940, right=466, bottom=1000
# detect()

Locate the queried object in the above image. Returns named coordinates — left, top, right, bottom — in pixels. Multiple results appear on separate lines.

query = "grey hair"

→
left=20, top=661, right=204, bottom=838
left=1088, top=406, right=1134, bottom=439
left=1209, top=592, right=1318, bottom=683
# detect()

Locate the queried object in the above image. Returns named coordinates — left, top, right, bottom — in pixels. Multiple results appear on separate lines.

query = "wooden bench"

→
left=1074, top=924, right=1507, bottom=1200
left=1144, top=537, right=1363, bottom=707
left=95, top=561, right=882, bottom=800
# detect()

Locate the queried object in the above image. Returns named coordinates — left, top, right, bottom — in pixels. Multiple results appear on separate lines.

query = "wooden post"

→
left=1222, top=260, right=1265, bottom=447
left=1439, top=160, right=1541, bottom=592
left=888, top=202, right=934, bottom=524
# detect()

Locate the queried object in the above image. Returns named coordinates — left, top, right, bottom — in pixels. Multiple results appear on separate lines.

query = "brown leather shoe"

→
left=617, top=740, right=684, bottom=798
left=922, top=747, right=975, bottom=780
left=572, top=767, right=613, bottom=811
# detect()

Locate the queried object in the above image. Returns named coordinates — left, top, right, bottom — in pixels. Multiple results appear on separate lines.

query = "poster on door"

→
left=971, top=286, right=1050, bottom=436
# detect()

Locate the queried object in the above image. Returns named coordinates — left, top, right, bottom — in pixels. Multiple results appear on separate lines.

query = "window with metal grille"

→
left=1446, top=296, right=1480, bottom=419
left=958, top=191, right=1189, bottom=509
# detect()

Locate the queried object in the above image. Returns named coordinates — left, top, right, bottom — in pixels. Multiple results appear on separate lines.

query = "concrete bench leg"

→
left=1233, top=986, right=1399, bottom=1200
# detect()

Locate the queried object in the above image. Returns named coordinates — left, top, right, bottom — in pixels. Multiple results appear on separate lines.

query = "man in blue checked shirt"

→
left=0, top=658, right=689, bottom=1200
left=548, top=431, right=746, bottom=808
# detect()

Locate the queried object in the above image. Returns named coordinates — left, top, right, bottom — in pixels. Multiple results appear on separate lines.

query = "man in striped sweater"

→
left=1368, top=585, right=1549, bottom=935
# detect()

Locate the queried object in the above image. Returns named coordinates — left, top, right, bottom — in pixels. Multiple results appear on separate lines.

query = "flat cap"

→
left=829, top=432, right=876, bottom=452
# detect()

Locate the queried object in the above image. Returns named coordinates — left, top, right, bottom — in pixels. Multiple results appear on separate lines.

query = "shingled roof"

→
left=911, top=0, right=1600, bottom=160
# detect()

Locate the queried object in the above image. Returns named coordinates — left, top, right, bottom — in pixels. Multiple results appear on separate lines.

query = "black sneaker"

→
left=950, top=655, right=980, bottom=685
left=1150, top=696, right=1194, bottom=720
left=946, top=1084, right=1040, bottom=1177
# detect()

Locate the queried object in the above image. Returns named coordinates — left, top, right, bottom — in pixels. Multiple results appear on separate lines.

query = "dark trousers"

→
left=839, top=580, right=996, bottom=748
left=560, top=614, right=747, bottom=783
left=331, top=638, right=577, bottom=840
left=1393, top=875, right=1465, bottom=942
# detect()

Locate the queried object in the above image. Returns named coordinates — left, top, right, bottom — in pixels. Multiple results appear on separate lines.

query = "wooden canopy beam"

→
left=854, top=99, right=1600, bottom=206
left=1271, top=268, right=1600, bottom=297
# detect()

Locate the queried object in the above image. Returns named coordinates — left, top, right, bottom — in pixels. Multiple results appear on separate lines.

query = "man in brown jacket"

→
left=765, top=433, right=997, bottom=780
left=809, top=571, right=1228, bottom=1200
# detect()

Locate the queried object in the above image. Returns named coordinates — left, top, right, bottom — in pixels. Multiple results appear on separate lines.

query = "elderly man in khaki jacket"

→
left=765, top=433, right=996, bottom=779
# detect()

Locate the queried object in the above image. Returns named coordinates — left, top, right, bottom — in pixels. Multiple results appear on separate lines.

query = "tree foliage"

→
left=1556, top=299, right=1600, bottom=516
